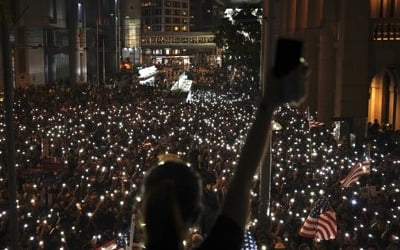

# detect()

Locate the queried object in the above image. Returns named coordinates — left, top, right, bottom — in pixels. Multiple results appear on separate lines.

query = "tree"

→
left=0, top=0, right=13, bottom=24
left=213, top=8, right=262, bottom=82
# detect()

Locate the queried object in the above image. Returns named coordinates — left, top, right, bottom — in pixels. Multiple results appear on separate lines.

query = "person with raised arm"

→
left=138, top=59, right=309, bottom=250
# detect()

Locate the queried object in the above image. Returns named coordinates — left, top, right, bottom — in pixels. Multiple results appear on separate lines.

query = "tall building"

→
left=0, top=0, right=121, bottom=87
left=139, top=0, right=219, bottom=77
left=190, top=0, right=224, bottom=32
left=13, top=0, right=70, bottom=86
left=121, top=0, right=141, bottom=65
left=0, top=0, right=219, bottom=87
left=142, top=0, right=190, bottom=32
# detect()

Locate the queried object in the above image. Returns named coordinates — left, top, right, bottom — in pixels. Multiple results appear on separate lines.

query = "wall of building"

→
left=373, top=42, right=400, bottom=73
left=24, top=27, right=46, bottom=85
left=0, top=33, right=3, bottom=91
left=335, top=0, right=370, bottom=138
left=275, top=0, right=378, bottom=138
left=8, top=0, right=122, bottom=86
left=121, top=0, right=141, bottom=64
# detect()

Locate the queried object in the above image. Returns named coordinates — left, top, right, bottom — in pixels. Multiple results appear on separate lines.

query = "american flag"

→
left=241, top=229, right=258, bottom=250
left=308, top=119, right=324, bottom=129
left=306, top=107, right=324, bottom=129
left=340, top=161, right=371, bottom=188
left=299, top=196, right=337, bottom=241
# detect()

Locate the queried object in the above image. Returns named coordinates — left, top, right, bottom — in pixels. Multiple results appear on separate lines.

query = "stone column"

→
left=368, top=76, right=382, bottom=123
left=295, top=0, right=308, bottom=38
left=389, top=80, right=395, bottom=126
left=287, top=0, right=297, bottom=36
left=395, top=84, right=400, bottom=129
left=0, top=31, right=3, bottom=90
left=68, top=0, right=78, bottom=85
left=303, top=0, right=322, bottom=112
left=317, top=0, right=337, bottom=122
left=278, top=0, right=288, bottom=34
left=335, top=0, right=370, bottom=142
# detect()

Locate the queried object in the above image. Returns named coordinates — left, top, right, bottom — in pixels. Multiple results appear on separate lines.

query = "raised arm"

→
left=220, top=63, right=308, bottom=228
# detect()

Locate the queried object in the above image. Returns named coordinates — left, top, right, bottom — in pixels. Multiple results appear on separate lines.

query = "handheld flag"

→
left=308, top=119, right=325, bottom=129
left=307, top=107, right=324, bottom=129
left=299, top=196, right=337, bottom=241
left=340, top=161, right=371, bottom=188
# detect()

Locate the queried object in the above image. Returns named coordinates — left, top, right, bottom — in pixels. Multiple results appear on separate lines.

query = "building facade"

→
left=266, top=0, right=400, bottom=138
left=121, top=0, right=141, bottom=66
left=190, top=0, right=224, bottom=32
left=0, top=0, right=121, bottom=87
left=139, top=0, right=220, bottom=80
left=3, top=0, right=400, bottom=138
left=0, top=0, right=220, bottom=88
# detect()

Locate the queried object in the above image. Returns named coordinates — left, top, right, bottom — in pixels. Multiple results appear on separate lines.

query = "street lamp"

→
left=258, top=119, right=282, bottom=239
left=266, top=120, right=282, bottom=216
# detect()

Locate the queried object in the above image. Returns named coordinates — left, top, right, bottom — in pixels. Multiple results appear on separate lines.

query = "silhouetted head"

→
left=140, top=160, right=203, bottom=250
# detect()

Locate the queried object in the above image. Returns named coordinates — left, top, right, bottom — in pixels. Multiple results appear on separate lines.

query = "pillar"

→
left=335, top=0, right=370, bottom=142
left=295, top=0, right=308, bottom=38
left=317, top=0, right=337, bottom=122
left=287, top=0, right=297, bottom=36
left=303, top=0, right=322, bottom=112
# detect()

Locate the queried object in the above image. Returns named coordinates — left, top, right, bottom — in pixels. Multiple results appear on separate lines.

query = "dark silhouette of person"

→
left=138, top=62, right=309, bottom=250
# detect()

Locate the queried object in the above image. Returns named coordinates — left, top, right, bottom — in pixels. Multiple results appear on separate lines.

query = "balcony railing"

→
left=371, top=18, right=400, bottom=41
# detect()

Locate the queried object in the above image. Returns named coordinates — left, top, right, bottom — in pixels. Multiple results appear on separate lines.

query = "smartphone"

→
left=273, top=38, right=303, bottom=77
left=272, top=37, right=307, bottom=106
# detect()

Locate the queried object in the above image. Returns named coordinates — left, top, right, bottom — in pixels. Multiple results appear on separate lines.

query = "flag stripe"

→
left=299, top=217, right=318, bottom=238
left=317, top=228, right=328, bottom=240
left=341, top=171, right=364, bottom=187
left=340, top=161, right=370, bottom=188
left=299, top=197, right=337, bottom=241
left=308, top=120, right=325, bottom=128
left=316, top=210, right=337, bottom=240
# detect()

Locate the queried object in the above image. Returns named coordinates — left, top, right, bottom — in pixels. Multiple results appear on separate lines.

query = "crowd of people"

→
left=0, top=66, right=399, bottom=249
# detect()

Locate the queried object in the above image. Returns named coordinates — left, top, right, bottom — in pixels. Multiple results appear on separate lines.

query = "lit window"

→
left=174, top=26, right=179, bottom=31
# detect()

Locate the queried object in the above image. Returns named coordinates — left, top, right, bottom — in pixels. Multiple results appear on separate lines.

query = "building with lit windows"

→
left=0, top=0, right=121, bottom=87
left=0, top=0, right=220, bottom=87
left=142, top=0, right=190, bottom=32
left=190, top=0, right=224, bottom=32
left=121, top=0, right=141, bottom=66
left=138, top=0, right=221, bottom=77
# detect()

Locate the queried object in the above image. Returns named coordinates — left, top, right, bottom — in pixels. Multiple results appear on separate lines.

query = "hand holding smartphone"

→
left=273, top=38, right=303, bottom=77
left=272, top=37, right=308, bottom=106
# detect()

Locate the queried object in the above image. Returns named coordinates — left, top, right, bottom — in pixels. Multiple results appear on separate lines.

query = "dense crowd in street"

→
left=0, top=67, right=399, bottom=249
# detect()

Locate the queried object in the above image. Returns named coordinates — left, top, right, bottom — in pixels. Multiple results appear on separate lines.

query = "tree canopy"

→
left=0, top=0, right=12, bottom=23
left=213, top=8, right=262, bottom=78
